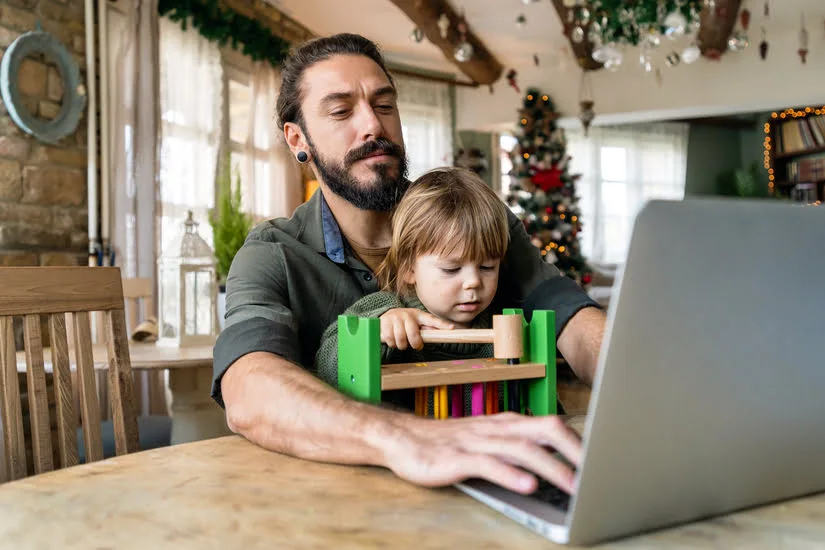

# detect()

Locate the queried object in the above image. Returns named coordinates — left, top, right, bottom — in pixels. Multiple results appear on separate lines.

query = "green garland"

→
left=583, top=0, right=701, bottom=46
left=158, top=0, right=292, bottom=67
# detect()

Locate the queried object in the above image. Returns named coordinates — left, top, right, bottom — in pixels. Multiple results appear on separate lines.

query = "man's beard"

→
left=307, top=134, right=410, bottom=212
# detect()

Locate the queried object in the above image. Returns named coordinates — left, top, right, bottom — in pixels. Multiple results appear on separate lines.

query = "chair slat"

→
left=0, top=316, right=27, bottom=480
left=22, top=314, right=54, bottom=474
left=72, top=312, right=104, bottom=463
left=105, top=309, right=140, bottom=455
left=49, top=313, right=78, bottom=469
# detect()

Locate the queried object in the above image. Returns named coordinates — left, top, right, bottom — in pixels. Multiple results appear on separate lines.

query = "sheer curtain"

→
left=393, top=73, right=453, bottom=179
left=234, top=61, right=303, bottom=222
left=566, top=122, right=689, bottom=266
left=108, top=0, right=159, bottom=283
left=157, top=16, right=223, bottom=250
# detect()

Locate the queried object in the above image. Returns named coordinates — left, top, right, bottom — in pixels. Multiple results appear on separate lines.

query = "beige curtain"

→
left=242, top=61, right=303, bottom=222
left=109, top=0, right=159, bottom=288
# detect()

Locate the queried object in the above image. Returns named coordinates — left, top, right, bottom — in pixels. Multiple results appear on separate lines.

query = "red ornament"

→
left=739, top=8, right=750, bottom=30
left=531, top=166, right=563, bottom=191
left=582, top=274, right=592, bottom=285
left=545, top=206, right=553, bottom=214
left=704, top=48, right=722, bottom=61
left=506, top=69, right=520, bottom=93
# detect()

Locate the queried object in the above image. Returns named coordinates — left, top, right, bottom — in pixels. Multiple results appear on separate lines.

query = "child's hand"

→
left=379, top=308, right=454, bottom=350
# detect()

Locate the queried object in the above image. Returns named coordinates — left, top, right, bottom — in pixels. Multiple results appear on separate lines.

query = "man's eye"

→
left=376, top=104, right=394, bottom=112
left=331, top=110, right=349, bottom=117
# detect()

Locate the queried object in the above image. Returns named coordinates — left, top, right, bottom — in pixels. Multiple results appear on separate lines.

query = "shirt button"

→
left=363, top=273, right=373, bottom=281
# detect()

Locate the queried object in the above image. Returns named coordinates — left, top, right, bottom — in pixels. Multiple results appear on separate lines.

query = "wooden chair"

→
left=0, top=267, right=140, bottom=481
left=94, top=278, right=170, bottom=419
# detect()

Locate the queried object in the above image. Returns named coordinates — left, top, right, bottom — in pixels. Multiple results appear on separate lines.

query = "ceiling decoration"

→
left=551, top=0, right=746, bottom=72
left=387, top=0, right=503, bottom=85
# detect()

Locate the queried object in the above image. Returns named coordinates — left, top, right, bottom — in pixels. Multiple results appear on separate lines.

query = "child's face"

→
left=405, top=252, right=500, bottom=328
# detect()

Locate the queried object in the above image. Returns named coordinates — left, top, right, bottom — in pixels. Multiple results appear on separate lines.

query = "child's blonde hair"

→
left=376, top=167, right=510, bottom=296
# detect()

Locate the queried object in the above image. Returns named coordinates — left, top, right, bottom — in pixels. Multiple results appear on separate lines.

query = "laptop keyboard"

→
left=531, top=478, right=571, bottom=512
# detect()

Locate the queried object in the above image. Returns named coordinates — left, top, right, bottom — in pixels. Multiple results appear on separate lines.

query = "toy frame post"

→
left=337, top=315, right=382, bottom=403
left=503, top=308, right=557, bottom=416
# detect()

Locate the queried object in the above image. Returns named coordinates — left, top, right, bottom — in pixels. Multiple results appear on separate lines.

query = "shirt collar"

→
left=320, top=192, right=346, bottom=264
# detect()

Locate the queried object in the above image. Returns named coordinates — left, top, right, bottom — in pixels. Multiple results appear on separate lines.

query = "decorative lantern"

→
left=157, top=210, right=219, bottom=348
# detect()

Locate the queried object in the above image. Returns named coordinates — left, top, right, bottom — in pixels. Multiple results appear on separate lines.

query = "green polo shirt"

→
left=211, top=189, right=600, bottom=408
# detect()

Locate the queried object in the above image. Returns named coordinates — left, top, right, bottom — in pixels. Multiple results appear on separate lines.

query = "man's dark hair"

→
left=275, top=33, right=396, bottom=131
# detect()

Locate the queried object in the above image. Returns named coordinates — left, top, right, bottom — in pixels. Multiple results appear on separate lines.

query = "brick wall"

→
left=0, top=0, right=88, bottom=268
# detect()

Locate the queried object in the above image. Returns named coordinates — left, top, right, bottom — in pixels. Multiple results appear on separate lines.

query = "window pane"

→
left=229, top=80, right=251, bottom=144
left=601, top=216, right=630, bottom=264
left=600, top=180, right=628, bottom=217
left=600, top=146, right=626, bottom=182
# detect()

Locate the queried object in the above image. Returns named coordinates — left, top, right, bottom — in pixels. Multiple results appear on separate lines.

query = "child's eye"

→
left=480, top=265, right=496, bottom=271
left=441, top=267, right=460, bottom=274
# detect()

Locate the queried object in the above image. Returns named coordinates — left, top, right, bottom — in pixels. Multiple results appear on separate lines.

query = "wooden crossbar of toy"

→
left=337, top=309, right=558, bottom=418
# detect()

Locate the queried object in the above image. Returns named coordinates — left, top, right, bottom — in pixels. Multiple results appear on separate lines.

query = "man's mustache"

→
left=345, top=138, right=404, bottom=167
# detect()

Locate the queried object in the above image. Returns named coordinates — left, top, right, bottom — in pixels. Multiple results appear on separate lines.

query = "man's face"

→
left=298, top=55, right=409, bottom=212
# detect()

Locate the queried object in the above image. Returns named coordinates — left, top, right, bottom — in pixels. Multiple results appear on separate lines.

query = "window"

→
left=566, top=122, right=689, bottom=265
left=498, top=133, right=519, bottom=195
left=394, top=74, right=453, bottom=180
left=158, top=17, right=224, bottom=250
left=157, top=18, right=300, bottom=253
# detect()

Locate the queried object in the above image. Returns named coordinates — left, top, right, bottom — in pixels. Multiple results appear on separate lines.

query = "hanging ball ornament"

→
left=571, top=26, right=584, bottom=43
left=516, top=14, right=527, bottom=28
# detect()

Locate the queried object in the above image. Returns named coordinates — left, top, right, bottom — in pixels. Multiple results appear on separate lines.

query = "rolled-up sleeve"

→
left=501, top=208, right=601, bottom=337
left=211, top=239, right=301, bottom=408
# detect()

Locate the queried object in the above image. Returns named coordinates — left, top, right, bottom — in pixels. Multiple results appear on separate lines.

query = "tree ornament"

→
left=740, top=7, right=751, bottom=30
left=506, top=69, right=520, bottom=93
left=759, top=27, right=769, bottom=60
left=437, top=13, right=450, bottom=38
left=798, top=13, right=809, bottom=64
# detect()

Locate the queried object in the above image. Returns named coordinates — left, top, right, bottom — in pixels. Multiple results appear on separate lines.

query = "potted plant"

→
left=209, top=154, right=253, bottom=329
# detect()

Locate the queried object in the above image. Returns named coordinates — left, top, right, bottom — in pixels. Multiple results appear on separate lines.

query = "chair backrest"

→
left=0, top=267, right=140, bottom=481
left=121, top=278, right=154, bottom=334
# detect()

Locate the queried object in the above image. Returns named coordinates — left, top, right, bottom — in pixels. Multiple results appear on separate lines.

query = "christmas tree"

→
left=504, top=88, right=593, bottom=288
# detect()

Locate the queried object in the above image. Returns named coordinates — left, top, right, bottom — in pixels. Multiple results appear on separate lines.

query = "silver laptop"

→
left=457, top=197, right=825, bottom=546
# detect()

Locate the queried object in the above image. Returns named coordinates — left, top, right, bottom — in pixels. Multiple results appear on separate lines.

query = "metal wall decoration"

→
left=0, top=30, right=86, bottom=144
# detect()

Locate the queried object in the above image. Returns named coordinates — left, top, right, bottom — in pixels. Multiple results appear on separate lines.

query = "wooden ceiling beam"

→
left=387, top=0, right=503, bottom=85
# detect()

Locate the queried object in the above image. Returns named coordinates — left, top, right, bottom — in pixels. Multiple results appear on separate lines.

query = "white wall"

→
left=457, top=24, right=825, bottom=131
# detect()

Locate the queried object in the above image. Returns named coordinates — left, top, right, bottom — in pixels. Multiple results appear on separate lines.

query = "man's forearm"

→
left=557, top=307, right=606, bottom=387
left=220, top=351, right=409, bottom=466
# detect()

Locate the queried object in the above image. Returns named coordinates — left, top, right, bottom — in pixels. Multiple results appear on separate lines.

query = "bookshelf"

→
left=765, top=106, right=825, bottom=204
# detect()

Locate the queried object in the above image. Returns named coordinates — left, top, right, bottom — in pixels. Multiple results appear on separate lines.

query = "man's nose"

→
left=356, top=104, right=383, bottom=142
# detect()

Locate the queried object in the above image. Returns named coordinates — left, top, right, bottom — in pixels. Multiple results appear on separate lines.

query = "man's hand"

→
left=377, top=412, right=582, bottom=495
left=379, top=308, right=454, bottom=351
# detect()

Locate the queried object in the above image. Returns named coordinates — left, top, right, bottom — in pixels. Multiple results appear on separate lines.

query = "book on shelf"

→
left=774, top=114, right=825, bottom=155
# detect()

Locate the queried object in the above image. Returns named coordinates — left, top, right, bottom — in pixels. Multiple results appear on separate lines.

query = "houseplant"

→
left=209, top=154, right=253, bottom=327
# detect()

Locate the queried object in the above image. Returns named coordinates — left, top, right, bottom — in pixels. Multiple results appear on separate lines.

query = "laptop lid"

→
left=567, top=198, right=825, bottom=545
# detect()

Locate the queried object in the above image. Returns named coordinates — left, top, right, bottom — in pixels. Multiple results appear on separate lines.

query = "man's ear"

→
left=283, top=122, right=309, bottom=159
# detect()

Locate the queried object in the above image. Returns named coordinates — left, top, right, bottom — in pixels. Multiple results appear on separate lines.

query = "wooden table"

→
left=16, top=342, right=232, bottom=445
left=1, top=418, right=824, bottom=549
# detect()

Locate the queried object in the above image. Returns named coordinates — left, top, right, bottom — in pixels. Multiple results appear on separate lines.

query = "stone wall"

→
left=0, top=0, right=88, bottom=268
